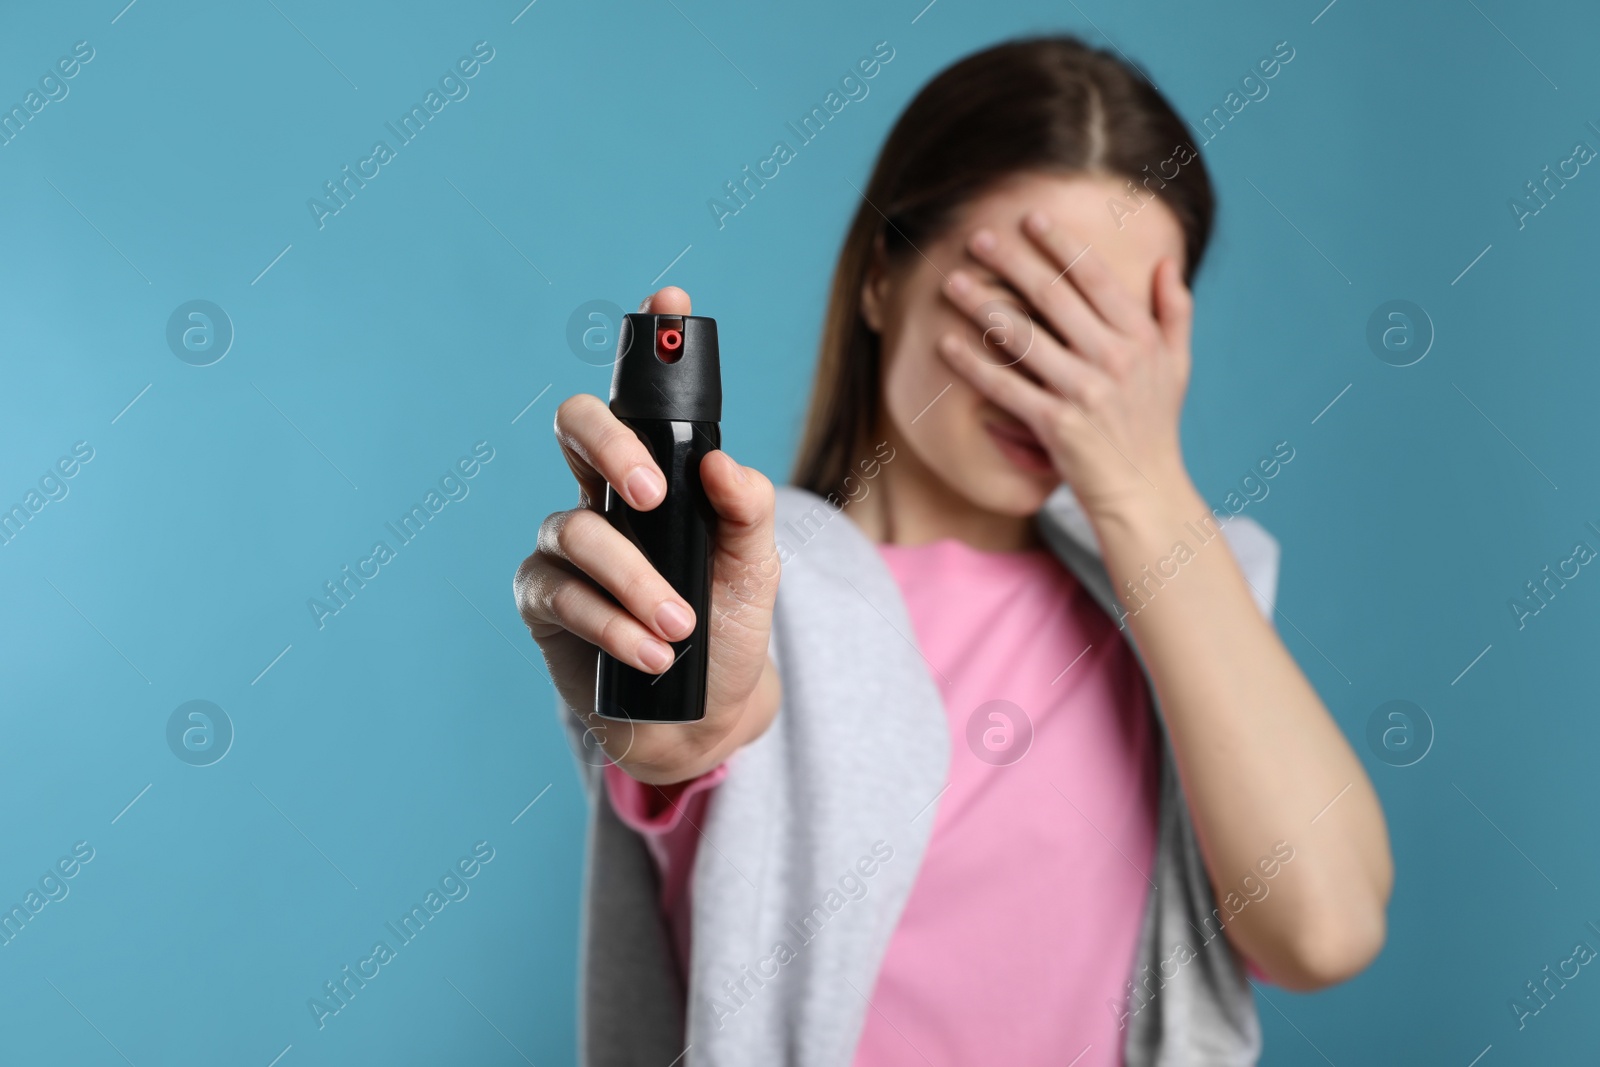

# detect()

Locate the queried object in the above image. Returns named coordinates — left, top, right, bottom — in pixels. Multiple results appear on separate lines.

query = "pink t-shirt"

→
left=606, top=537, right=1160, bottom=1065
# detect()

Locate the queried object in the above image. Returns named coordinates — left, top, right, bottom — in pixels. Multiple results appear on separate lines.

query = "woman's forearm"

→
left=1090, top=465, right=1392, bottom=990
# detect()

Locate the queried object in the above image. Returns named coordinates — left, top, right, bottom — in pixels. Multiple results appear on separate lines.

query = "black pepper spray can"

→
left=595, top=312, right=721, bottom=723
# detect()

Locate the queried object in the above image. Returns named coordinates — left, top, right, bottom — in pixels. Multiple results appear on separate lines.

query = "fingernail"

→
left=1026, top=210, right=1051, bottom=234
left=639, top=638, right=674, bottom=672
left=625, top=466, right=663, bottom=507
left=948, top=270, right=973, bottom=295
left=722, top=450, right=748, bottom=483
left=970, top=229, right=996, bottom=253
left=656, top=601, right=693, bottom=640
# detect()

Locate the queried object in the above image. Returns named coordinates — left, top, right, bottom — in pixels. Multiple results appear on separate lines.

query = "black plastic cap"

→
left=609, top=313, right=722, bottom=423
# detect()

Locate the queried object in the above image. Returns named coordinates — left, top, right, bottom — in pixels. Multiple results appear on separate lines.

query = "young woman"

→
left=517, top=36, right=1392, bottom=1067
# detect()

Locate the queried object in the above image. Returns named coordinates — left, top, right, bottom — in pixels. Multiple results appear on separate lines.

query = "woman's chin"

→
left=957, top=466, right=1060, bottom=517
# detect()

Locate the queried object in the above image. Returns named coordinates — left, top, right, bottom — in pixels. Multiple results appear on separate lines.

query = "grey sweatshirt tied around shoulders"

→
left=561, top=483, right=1280, bottom=1066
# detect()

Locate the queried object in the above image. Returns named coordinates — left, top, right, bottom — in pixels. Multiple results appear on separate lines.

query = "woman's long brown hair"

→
left=791, top=36, right=1215, bottom=495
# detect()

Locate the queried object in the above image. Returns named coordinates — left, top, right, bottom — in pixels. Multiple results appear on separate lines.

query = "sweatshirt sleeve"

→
left=603, top=761, right=729, bottom=969
left=603, top=761, right=729, bottom=835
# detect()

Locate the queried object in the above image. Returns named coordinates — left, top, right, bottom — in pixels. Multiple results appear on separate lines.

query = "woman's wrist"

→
left=1081, top=457, right=1209, bottom=556
left=610, top=654, right=781, bottom=786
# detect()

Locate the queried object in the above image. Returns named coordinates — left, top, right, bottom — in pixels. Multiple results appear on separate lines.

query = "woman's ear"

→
left=859, top=231, right=890, bottom=334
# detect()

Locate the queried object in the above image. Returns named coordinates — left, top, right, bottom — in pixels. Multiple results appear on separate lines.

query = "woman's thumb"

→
left=701, top=450, right=778, bottom=571
left=1153, top=258, right=1193, bottom=348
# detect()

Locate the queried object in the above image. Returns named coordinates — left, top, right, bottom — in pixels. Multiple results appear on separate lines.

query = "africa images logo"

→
left=308, top=841, right=496, bottom=1030
left=306, top=442, right=495, bottom=630
left=306, top=42, right=496, bottom=230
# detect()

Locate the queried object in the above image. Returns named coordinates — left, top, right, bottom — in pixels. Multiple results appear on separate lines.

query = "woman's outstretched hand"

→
left=515, top=286, right=783, bottom=785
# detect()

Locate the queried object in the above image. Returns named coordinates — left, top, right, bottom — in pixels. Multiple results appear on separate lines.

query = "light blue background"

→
left=2, top=0, right=1596, bottom=1063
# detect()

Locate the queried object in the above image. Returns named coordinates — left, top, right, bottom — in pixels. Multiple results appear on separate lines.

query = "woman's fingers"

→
left=516, top=534, right=679, bottom=674
left=549, top=289, right=694, bottom=510
left=1020, top=210, right=1150, bottom=338
left=946, top=278, right=1036, bottom=369
left=943, top=272, right=1105, bottom=405
left=516, top=446, right=776, bottom=674
left=640, top=286, right=692, bottom=315
left=537, top=507, right=697, bottom=643
left=963, top=226, right=1115, bottom=362
left=553, top=394, right=665, bottom=511
left=936, top=330, right=1058, bottom=430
